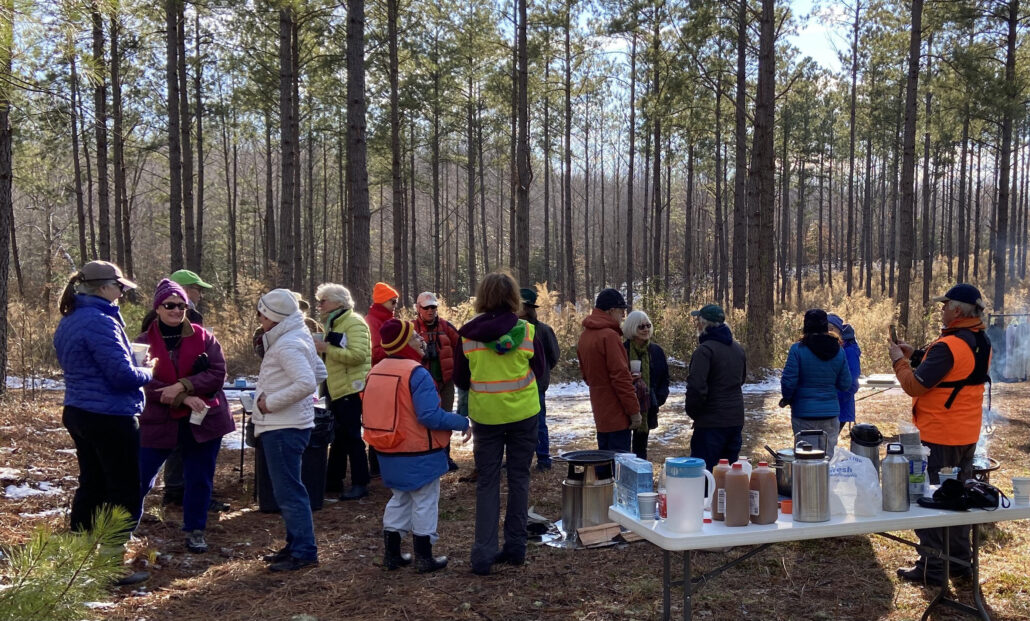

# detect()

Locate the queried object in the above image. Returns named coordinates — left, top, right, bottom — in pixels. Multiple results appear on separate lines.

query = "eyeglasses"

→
left=421, top=305, right=438, bottom=310
left=161, top=302, right=188, bottom=310
left=638, top=324, right=652, bottom=329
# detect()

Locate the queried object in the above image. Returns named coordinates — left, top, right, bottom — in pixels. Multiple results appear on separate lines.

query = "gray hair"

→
left=697, top=317, right=723, bottom=331
left=315, top=283, right=353, bottom=308
left=623, top=310, right=653, bottom=337
left=946, top=299, right=982, bottom=319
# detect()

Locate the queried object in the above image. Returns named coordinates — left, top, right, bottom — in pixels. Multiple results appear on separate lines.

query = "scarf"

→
left=629, top=340, right=651, bottom=432
left=942, top=316, right=986, bottom=335
left=148, top=320, right=206, bottom=419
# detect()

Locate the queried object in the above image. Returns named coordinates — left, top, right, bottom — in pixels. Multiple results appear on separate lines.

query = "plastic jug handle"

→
left=702, top=469, right=716, bottom=505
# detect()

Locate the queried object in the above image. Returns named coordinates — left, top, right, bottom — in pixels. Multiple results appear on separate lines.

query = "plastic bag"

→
left=828, top=447, right=882, bottom=517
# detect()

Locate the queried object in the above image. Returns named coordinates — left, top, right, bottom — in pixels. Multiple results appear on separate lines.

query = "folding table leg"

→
left=682, top=550, right=691, bottom=621
left=970, top=525, right=990, bottom=621
left=663, top=550, right=671, bottom=621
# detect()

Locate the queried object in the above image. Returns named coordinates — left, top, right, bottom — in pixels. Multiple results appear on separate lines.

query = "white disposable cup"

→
left=190, top=406, right=209, bottom=425
left=629, top=360, right=641, bottom=374
left=638, top=492, right=658, bottom=521
left=239, top=392, right=255, bottom=413
left=311, top=332, right=324, bottom=342
left=130, top=343, right=150, bottom=366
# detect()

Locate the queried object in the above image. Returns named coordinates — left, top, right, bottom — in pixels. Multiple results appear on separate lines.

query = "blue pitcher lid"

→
left=665, top=457, right=707, bottom=477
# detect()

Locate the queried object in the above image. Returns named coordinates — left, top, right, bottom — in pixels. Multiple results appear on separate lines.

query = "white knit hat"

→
left=258, top=288, right=299, bottom=323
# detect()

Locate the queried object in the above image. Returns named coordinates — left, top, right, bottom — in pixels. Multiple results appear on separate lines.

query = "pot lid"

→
left=558, top=449, right=616, bottom=464
left=850, top=423, right=884, bottom=446
left=777, top=448, right=796, bottom=462
left=794, top=442, right=825, bottom=460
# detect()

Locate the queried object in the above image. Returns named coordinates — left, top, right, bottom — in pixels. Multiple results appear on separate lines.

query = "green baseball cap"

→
left=169, top=269, right=213, bottom=289
left=690, top=304, right=725, bottom=323
left=520, top=287, right=539, bottom=308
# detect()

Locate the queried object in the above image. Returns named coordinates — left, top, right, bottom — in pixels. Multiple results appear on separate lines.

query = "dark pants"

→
left=139, top=421, right=221, bottom=532
left=325, top=394, right=369, bottom=491
left=470, top=414, right=538, bottom=573
left=632, top=429, right=650, bottom=460
left=62, top=406, right=140, bottom=536
left=162, top=446, right=185, bottom=502
left=915, top=441, right=976, bottom=578
left=596, top=429, right=631, bottom=453
left=534, top=391, right=551, bottom=465
left=689, top=426, right=744, bottom=472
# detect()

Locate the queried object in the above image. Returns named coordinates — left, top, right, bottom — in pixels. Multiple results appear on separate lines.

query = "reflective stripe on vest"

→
left=463, top=321, right=540, bottom=425
left=912, top=334, right=987, bottom=446
left=361, top=358, right=450, bottom=454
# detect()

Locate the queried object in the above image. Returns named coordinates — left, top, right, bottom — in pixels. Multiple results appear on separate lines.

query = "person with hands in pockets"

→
left=364, top=319, right=471, bottom=573
left=313, top=282, right=373, bottom=501
left=253, top=289, right=328, bottom=572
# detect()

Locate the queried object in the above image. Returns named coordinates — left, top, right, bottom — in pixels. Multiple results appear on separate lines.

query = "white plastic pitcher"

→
left=664, top=457, right=715, bottom=532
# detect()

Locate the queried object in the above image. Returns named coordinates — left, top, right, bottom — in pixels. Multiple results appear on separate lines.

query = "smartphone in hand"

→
left=889, top=324, right=899, bottom=344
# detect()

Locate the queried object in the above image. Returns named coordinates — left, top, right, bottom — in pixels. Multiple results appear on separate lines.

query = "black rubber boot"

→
left=413, top=535, right=448, bottom=573
left=383, top=530, right=412, bottom=570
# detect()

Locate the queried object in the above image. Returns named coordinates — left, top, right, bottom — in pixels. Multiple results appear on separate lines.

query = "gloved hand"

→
left=630, top=412, right=643, bottom=429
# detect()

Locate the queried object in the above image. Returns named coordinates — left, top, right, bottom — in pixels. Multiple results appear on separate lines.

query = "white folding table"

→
left=610, top=503, right=1030, bottom=621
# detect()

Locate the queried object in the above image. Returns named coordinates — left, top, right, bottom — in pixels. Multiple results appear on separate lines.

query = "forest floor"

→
left=2, top=381, right=1030, bottom=621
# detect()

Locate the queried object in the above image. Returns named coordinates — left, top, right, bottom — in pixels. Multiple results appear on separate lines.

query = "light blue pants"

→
left=383, top=478, right=441, bottom=543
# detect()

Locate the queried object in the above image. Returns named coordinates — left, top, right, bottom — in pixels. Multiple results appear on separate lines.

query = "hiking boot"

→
left=413, top=535, right=447, bottom=573
left=208, top=499, right=231, bottom=513
left=493, top=549, right=525, bottom=566
left=268, top=556, right=318, bottom=572
left=263, top=546, right=290, bottom=564
left=447, top=458, right=460, bottom=472
left=185, top=530, right=208, bottom=553
left=458, top=470, right=479, bottom=483
left=897, top=565, right=944, bottom=587
left=114, top=570, right=150, bottom=586
left=340, top=485, right=368, bottom=501
left=535, top=461, right=552, bottom=472
left=383, top=530, right=412, bottom=571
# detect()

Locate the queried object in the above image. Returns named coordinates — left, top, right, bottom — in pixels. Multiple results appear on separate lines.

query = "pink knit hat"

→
left=153, top=278, right=189, bottom=309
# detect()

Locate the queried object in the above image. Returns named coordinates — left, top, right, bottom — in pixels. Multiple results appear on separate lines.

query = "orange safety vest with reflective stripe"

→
left=362, top=359, right=450, bottom=454
left=461, top=320, right=540, bottom=425
left=912, top=334, right=988, bottom=446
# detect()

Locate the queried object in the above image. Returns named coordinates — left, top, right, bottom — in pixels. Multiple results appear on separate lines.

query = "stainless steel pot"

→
left=556, top=450, right=615, bottom=540
left=766, top=445, right=794, bottom=497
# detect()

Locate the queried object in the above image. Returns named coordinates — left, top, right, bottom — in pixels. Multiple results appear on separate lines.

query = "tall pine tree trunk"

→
left=166, top=0, right=183, bottom=269
left=626, top=34, right=637, bottom=306
left=994, top=0, right=1019, bottom=312
left=277, top=8, right=295, bottom=286
left=732, top=0, right=748, bottom=309
left=515, top=0, right=531, bottom=283
left=897, top=0, right=923, bottom=331
left=92, top=6, right=110, bottom=261
left=69, top=40, right=88, bottom=265
left=347, top=0, right=371, bottom=305
left=178, top=2, right=194, bottom=269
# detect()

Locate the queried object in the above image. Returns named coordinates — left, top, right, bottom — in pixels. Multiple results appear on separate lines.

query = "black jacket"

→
left=684, top=324, right=747, bottom=428
left=530, top=320, right=561, bottom=391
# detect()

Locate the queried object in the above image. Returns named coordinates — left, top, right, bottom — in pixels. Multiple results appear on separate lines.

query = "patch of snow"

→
left=546, top=381, right=590, bottom=398
left=55, top=448, right=77, bottom=455
left=0, top=467, right=20, bottom=481
left=19, top=507, right=68, bottom=519
left=221, top=428, right=249, bottom=451
left=742, top=372, right=781, bottom=394
left=84, top=601, right=116, bottom=609
left=4, top=376, right=65, bottom=390
left=4, top=482, right=65, bottom=499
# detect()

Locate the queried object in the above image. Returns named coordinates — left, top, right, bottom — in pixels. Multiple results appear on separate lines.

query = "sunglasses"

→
left=161, top=302, right=188, bottom=310
left=421, top=305, right=438, bottom=310
left=638, top=323, right=652, bottom=329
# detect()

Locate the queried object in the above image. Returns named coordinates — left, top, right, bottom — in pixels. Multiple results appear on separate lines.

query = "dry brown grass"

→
left=2, top=380, right=1029, bottom=620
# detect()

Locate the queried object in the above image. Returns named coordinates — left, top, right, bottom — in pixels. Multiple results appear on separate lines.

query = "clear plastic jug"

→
left=664, top=457, right=716, bottom=532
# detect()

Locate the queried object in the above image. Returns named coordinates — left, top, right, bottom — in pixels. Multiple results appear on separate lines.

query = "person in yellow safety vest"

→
left=363, top=319, right=471, bottom=573
left=889, top=283, right=992, bottom=587
left=454, top=271, right=548, bottom=576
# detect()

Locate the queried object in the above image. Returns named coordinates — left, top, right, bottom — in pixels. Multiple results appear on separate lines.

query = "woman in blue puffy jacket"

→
left=780, top=309, right=852, bottom=457
left=828, top=313, right=861, bottom=432
left=54, top=261, right=153, bottom=537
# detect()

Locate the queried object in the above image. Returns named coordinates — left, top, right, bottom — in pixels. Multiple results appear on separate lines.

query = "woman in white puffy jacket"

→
left=253, top=289, right=328, bottom=572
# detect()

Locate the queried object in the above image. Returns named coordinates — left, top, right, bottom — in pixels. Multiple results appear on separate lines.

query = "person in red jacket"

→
left=366, top=282, right=399, bottom=477
left=368, top=282, right=400, bottom=365
left=413, top=291, right=462, bottom=472
left=576, top=288, right=640, bottom=453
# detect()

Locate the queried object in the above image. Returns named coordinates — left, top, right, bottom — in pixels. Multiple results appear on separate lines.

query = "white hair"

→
left=623, top=310, right=653, bottom=337
left=946, top=299, right=982, bottom=319
left=315, top=283, right=353, bottom=308
left=697, top=317, right=723, bottom=331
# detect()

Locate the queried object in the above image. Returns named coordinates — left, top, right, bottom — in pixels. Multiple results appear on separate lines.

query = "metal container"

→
left=792, top=442, right=830, bottom=522
left=766, top=445, right=795, bottom=497
left=881, top=443, right=909, bottom=511
left=558, top=450, right=615, bottom=540
left=849, top=423, right=884, bottom=475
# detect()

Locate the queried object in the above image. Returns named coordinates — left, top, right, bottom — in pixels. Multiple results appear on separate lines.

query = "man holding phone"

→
left=887, top=283, right=992, bottom=587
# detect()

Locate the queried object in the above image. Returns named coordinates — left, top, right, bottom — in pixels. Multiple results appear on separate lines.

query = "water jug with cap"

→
left=792, top=442, right=830, bottom=522
left=664, top=457, right=715, bottom=532
left=881, top=443, right=909, bottom=511
left=849, top=423, right=884, bottom=475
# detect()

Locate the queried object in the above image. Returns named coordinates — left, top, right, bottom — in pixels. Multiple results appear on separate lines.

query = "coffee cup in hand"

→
left=190, top=406, right=210, bottom=425
left=629, top=360, right=641, bottom=374
left=130, top=343, right=150, bottom=366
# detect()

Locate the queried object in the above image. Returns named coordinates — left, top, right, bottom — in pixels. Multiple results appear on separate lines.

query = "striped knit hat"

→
left=380, top=318, right=414, bottom=355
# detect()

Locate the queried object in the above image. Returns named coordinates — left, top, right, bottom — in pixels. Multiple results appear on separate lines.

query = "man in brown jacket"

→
left=577, top=288, right=640, bottom=453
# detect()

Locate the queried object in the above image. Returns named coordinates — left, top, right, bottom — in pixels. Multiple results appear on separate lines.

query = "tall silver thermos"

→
left=882, top=443, right=910, bottom=511
left=849, top=423, right=884, bottom=475
left=792, top=442, right=830, bottom=522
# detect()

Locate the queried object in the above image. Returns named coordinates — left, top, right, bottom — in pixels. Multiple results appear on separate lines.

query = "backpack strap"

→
left=936, top=330, right=992, bottom=409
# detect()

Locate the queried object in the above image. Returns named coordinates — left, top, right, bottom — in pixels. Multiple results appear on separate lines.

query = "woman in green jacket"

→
left=314, top=283, right=373, bottom=500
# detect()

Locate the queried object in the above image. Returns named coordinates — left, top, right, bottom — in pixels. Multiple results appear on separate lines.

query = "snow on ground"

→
left=4, top=482, right=65, bottom=500
left=19, top=507, right=69, bottom=519
left=5, top=376, right=65, bottom=390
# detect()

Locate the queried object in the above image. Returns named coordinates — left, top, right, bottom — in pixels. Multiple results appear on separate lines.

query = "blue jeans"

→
left=534, top=391, right=551, bottom=465
left=689, top=426, right=743, bottom=472
left=139, top=422, right=221, bottom=532
left=596, top=429, right=631, bottom=453
left=261, top=428, right=317, bottom=561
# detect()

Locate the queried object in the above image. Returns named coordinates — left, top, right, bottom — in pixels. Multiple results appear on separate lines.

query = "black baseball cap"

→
left=932, top=284, right=985, bottom=309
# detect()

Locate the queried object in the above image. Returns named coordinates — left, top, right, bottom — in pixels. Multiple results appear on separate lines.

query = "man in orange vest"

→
left=889, top=283, right=992, bottom=587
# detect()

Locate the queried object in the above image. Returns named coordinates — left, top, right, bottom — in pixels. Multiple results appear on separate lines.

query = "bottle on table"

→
left=657, top=463, right=668, bottom=519
left=882, top=443, right=910, bottom=512
left=712, top=459, right=732, bottom=521
left=750, top=461, right=778, bottom=524
left=724, top=462, right=751, bottom=527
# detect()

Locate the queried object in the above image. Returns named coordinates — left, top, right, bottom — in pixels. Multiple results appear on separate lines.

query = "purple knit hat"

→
left=153, top=278, right=189, bottom=310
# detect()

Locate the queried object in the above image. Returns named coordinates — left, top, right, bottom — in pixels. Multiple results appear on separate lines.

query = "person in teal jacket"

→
left=780, top=309, right=852, bottom=457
